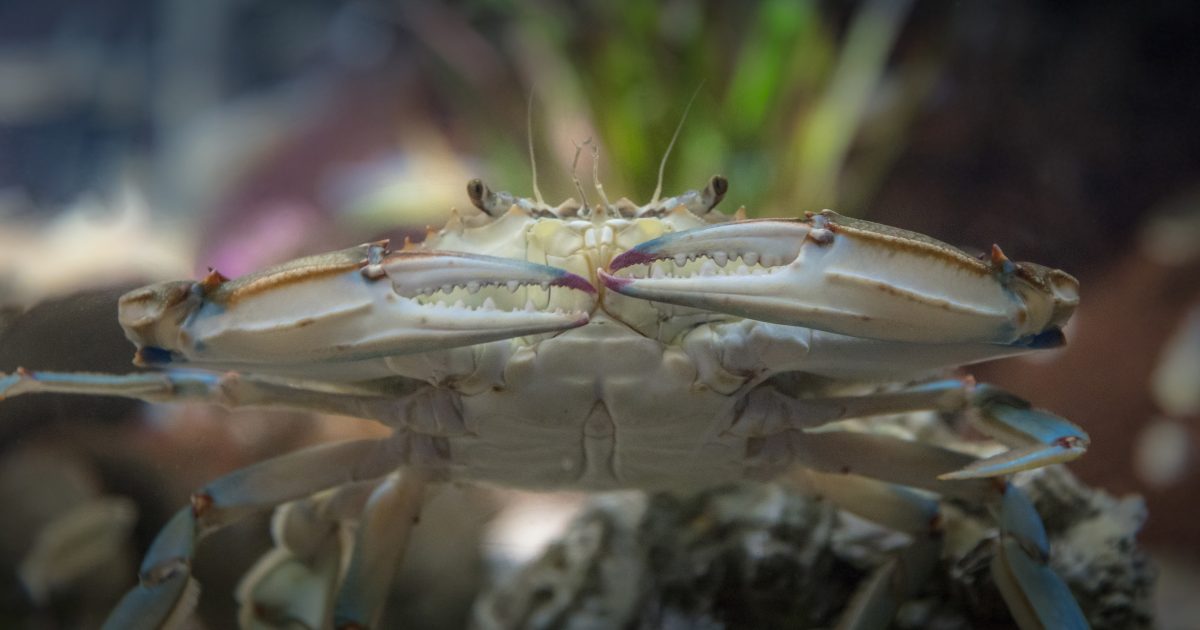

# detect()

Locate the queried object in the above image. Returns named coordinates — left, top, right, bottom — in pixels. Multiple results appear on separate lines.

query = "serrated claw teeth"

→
left=372, top=251, right=595, bottom=346
left=382, top=251, right=595, bottom=298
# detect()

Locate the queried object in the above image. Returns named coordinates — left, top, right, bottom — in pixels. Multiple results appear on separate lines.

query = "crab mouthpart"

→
left=603, top=214, right=1078, bottom=345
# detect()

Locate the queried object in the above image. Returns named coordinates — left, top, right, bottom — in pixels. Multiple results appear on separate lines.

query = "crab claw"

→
left=603, top=212, right=1079, bottom=345
left=137, top=246, right=595, bottom=366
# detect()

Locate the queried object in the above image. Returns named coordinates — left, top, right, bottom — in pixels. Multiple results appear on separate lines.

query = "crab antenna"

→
left=526, top=89, right=545, bottom=206
left=650, top=83, right=704, bottom=205
left=571, top=138, right=591, bottom=211
left=590, top=142, right=612, bottom=213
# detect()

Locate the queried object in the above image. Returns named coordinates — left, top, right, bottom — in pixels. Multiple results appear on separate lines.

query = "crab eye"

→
left=709, top=174, right=729, bottom=201
left=466, top=178, right=489, bottom=214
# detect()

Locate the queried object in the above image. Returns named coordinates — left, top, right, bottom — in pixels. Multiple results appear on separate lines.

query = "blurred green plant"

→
left=403, top=0, right=944, bottom=219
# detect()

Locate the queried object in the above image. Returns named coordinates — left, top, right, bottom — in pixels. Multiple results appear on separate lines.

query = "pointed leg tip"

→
left=936, top=470, right=976, bottom=481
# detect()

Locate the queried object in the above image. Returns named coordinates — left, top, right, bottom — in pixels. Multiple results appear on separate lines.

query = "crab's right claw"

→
left=603, top=212, right=1079, bottom=345
left=132, top=246, right=596, bottom=366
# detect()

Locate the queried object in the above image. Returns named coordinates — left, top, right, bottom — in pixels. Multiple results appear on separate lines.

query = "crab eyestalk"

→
left=601, top=211, right=1079, bottom=345
left=637, top=174, right=730, bottom=217
left=467, top=178, right=519, bottom=216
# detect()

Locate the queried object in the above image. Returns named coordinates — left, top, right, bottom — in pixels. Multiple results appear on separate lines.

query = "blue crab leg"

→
left=237, top=529, right=344, bottom=629
left=732, top=378, right=973, bottom=437
left=102, top=508, right=197, bottom=630
left=602, top=212, right=1078, bottom=345
left=797, top=472, right=941, bottom=630
left=103, top=437, right=405, bottom=629
left=790, top=461, right=1088, bottom=629
left=238, top=480, right=384, bottom=628
left=992, top=486, right=1089, bottom=630
left=787, top=430, right=994, bottom=501
left=688, top=322, right=1063, bottom=388
left=0, top=370, right=474, bottom=439
left=788, top=433, right=1087, bottom=628
left=800, top=328, right=1065, bottom=381
left=940, top=385, right=1089, bottom=480
left=739, top=379, right=1088, bottom=478
left=0, top=368, right=421, bottom=421
left=798, top=469, right=939, bottom=538
left=120, top=244, right=594, bottom=368
left=838, top=539, right=942, bottom=630
left=333, top=471, right=427, bottom=628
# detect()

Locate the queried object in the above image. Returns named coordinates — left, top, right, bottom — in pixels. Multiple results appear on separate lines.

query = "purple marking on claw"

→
left=609, top=249, right=660, bottom=271
left=551, top=272, right=597, bottom=294
left=596, top=269, right=634, bottom=291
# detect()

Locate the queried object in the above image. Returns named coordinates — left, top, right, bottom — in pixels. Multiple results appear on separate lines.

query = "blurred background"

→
left=1, top=0, right=1198, bottom=627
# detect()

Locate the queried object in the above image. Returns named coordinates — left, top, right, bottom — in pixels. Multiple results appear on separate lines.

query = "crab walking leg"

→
left=1, top=368, right=408, bottom=407
left=792, top=471, right=942, bottom=630
left=0, top=368, right=471, bottom=431
left=103, top=437, right=406, bottom=630
left=800, top=328, right=1066, bottom=381
left=603, top=212, right=1078, bottom=345
left=992, top=487, right=1089, bottom=630
left=732, top=379, right=975, bottom=437
left=333, top=470, right=427, bottom=628
left=787, top=430, right=992, bottom=501
left=683, top=321, right=1064, bottom=389
left=785, top=432, right=1088, bottom=629
left=238, top=480, right=386, bottom=629
left=940, top=385, right=1089, bottom=480
left=737, top=380, right=1089, bottom=478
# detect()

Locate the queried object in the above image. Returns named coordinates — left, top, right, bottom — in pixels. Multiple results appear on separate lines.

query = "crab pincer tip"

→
left=609, top=249, right=658, bottom=271
left=551, top=271, right=597, bottom=294
left=596, top=269, right=633, bottom=291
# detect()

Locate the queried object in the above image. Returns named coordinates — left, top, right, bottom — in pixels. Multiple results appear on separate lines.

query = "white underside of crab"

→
left=1, top=179, right=1089, bottom=629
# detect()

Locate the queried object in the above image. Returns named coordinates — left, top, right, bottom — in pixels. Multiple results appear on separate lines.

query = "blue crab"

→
left=1, top=172, right=1089, bottom=629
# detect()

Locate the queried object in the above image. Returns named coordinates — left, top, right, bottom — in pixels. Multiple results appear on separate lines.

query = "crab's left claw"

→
left=602, top=212, right=1078, bottom=345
